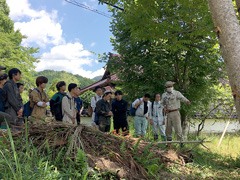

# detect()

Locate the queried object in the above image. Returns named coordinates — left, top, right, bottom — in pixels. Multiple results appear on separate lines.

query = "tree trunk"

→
left=208, top=0, right=240, bottom=122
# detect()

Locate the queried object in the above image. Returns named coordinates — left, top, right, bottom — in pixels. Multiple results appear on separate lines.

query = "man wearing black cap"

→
left=90, top=86, right=102, bottom=128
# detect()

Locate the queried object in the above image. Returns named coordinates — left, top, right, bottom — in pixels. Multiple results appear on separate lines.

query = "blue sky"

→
left=6, top=0, right=115, bottom=78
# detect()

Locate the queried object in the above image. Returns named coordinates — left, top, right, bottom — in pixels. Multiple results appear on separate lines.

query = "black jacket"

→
left=112, top=98, right=128, bottom=120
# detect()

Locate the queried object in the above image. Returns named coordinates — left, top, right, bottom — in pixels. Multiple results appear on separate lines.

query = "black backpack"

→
left=50, top=92, right=66, bottom=121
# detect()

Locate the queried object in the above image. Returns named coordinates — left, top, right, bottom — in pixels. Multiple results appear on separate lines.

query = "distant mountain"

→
left=92, top=75, right=102, bottom=81
left=35, top=70, right=96, bottom=90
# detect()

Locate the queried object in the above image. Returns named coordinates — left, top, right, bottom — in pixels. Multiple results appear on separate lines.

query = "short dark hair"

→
left=68, top=83, right=77, bottom=92
left=0, top=73, right=8, bottom=81
left=93, top=86, right=102, bottom=92
left=144, top=94, right=151, bottom=98
left=16, top=83, right=24, bottom=88
left=114, top=90, right=123, bottom=96
left=36, top=76, right=48, bottom=87
left=8, top=68, right=21, bottom=79
left=56, top=81, right=66, bottom=91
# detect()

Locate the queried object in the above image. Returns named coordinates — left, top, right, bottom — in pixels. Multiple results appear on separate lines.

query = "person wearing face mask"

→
left=161, top=81, right=190, bottom=145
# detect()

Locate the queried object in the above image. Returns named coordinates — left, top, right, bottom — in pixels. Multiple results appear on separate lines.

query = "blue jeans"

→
left=134, top=116, right=148, bottom=136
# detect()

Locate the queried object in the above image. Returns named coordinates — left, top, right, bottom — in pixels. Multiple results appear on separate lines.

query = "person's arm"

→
left=177, top=91, right=190, bottom=104
left=90, top=97, right=96, bottom=110
left=43, top=91, right=50, bottom=105
left=111, top=100, right=116, bottom=114
left=80, top=101, right=84, bottom=115
left=50, top=99, right=55, bottom=114
left=96, top=101, right=108, bottom=116
left=149, top=103, right=153, bottom=120
left=5, top=83, right=22, bottom=112
left=62, top=97, right=74, bottom=119
left=146, top=102, right=151, bottom=119
left=124, top=101, right=128, bottom=112
left=132, top=99, right=142, bottom=108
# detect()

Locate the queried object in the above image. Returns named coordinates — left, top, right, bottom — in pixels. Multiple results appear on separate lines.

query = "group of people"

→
left=0, top=65, right=191, bottom=143
left=0, top=67, right=84, bottom=129
left=89, top=81, right=190, bottom=142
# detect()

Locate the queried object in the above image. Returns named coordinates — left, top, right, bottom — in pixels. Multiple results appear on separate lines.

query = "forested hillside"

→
left=92, top=75, right=102, bottom=81
left=35, top=70, right=96, bottom=91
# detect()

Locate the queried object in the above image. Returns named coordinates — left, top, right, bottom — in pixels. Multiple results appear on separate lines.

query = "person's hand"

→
left=42, top=103, right=47, bottom=108
left=150, top=119, right=153, bottom=125
left=162, top=120, right=165, bottom=125
left=18, top=108, right=23, bottom=114
left=128, top=119, right=131, bottom=122
left=72, top=119, right=75, bottom=124
left=146, top=116, right=149, bottom=120
left=94, top=124, right=98, bottom=130
left=164, top=108, right=169, bottom=114
left=17, top=108, right=23, bottom=117
left=108, top=111, right=113, bottom=116
left=186, top=101, right=191, bottom=105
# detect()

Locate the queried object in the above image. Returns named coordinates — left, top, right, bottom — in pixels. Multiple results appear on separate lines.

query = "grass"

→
left=1, top=117, right=240, bottom=179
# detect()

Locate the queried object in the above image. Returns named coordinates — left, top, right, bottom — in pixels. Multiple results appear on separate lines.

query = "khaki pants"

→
left=165, top=111, right=183, bottom=141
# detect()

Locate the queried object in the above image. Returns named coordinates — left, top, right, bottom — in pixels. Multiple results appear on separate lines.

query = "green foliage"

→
left=35, top=70, right=96, bottom=90
left=100, top=0, right=225, bottom=120
left=92, top=75, right=102, bottom=81
left=34, top=70, right=96, bottom=98
left=0, top=0, right=39, bottom=88
left=79, top=90, right=96, bottom=108
left=120, top=140, right=126, bottom=154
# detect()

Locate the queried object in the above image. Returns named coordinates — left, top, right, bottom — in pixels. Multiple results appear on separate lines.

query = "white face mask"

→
left=166, top=87, right=173, bottom=93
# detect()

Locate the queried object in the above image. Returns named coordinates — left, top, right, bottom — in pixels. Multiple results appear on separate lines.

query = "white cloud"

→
left=36, top=43, right=104, bottom=78
left=90, top=42, right=96, bottom=47
left=7, top=0, right=64, bottom=47
left=62, top=0, right=67, bottom=6
left=6, top=0, right=105, bottom=79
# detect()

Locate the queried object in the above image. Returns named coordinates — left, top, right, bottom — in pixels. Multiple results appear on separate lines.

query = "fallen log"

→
left=153, top=138, right=211, bottom=150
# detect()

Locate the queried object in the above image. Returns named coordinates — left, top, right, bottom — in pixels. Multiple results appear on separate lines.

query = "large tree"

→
left=100, top=0, right=225, bottom=134
left=207, top=0, right=240, bottom=122
left=0, top=0, right=38, bottom=86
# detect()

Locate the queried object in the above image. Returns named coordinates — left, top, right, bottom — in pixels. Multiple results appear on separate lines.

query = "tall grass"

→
left=0, top=121, right=89, bottom=180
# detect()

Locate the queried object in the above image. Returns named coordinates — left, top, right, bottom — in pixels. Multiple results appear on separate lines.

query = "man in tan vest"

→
left=161, top=81, right=190, bottom=144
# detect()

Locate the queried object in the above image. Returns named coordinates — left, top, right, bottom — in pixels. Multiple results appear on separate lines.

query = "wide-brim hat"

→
left=104, top=90, right=112, bottom=95
left=165, top=81, right=175, bottom=87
